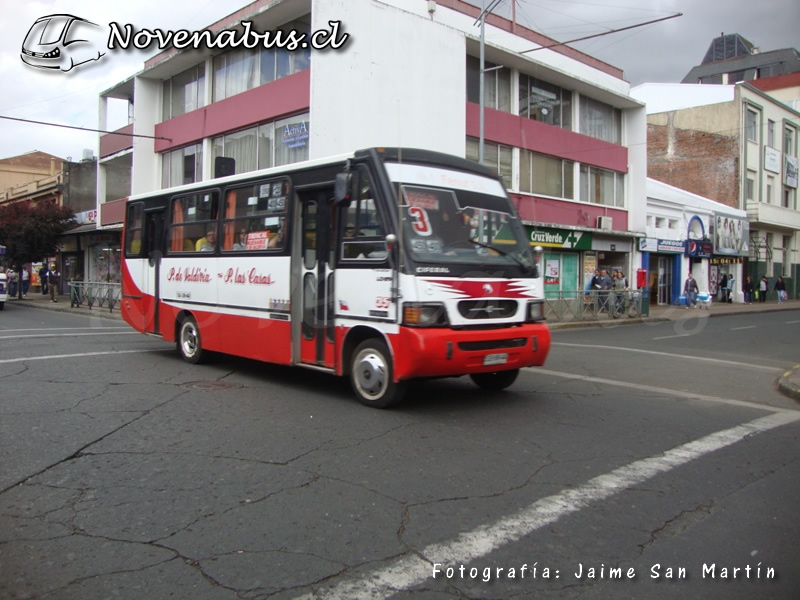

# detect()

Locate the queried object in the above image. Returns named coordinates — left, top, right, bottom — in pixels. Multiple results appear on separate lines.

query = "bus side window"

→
left=341, top=169, right=387, bottom=261
left=125, top=203, right=144, bottom=255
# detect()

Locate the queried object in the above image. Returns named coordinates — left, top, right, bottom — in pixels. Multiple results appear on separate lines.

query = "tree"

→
left=0, top=201, right=76, bottom=299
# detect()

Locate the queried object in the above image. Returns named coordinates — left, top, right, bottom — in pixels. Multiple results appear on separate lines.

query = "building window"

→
left=466, top=56, right=511, bottom=113
left=784, top=187, right=795, bottom=209
left=579, top=96, right=621, bottom=144
left=519, top=149, right=574, bottom=199
left=767, top=176, right=774, bottom=204
left=212, top=17, right=311, bottom=103
left=466, top=137, right=512, bottom=189
left=162, top=144, right=203, bottom=188
left=767, top=120, right=775, bottom=148
left=518, top=74, right=572, bottom=129
left=785, top=126, right=796, bottom=156
left=162, top=64, right=205, bottom=121
left=579, top=165, right=624, bottom=207
left=746, top=171, right=756, bottom=201
left=745, top=108, right=758, bottom=143
left=212, top=113, right=310, bottom=177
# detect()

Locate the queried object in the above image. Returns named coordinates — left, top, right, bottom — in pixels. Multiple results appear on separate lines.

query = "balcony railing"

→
left=69, top=282, right=121, bottom=313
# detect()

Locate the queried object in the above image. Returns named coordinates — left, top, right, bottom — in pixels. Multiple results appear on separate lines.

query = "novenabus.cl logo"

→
left=21, top=14, right=106, bottom=72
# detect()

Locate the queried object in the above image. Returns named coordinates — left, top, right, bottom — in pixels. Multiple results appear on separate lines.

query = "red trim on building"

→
left=154, top=70, right=310, bottom=153
left=511, top=192, right=628, bottom=232
left=100, top=197, right=127, bottom=226
left=466, top=103, right=628, bottom=173
left=748, top=72, right=800, bottom=92
left=99, top=124, right=134, bottom=158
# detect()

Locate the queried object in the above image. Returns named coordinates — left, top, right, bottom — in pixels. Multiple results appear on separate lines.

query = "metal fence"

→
left=543, top=289, right=648, bottom=322
left=69, top=281, right=122, bottom=313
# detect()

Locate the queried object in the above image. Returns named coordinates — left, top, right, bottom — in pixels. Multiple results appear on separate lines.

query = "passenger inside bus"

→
left=197, top=228, right=217, bottom=251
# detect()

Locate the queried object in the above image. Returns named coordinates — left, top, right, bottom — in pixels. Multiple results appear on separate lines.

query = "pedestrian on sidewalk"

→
left=743, top=276, right=754, bottom=304
left=719, top=273, right=728, bottom=302
left=758, top=276, right=768, bottom=303
left=774, top=276, right=787, bottom=304
left=21, top=266, right=29, bottom=298
left=47, top=263, right=60, bottom=302
left=683, top=272, right=699, bottom=309
left=39, top=264, right=48, bottom=295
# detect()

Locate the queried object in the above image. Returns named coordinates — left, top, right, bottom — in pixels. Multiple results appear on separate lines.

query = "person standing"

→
left=21, top=265, right=29, bottom=298
left=719, top=273, right=728, bottom=303
left=7, top=265, right=18, bottom=299
left=47, top=263, right=60, bottom=302
left=599, top=269, right=613, bottom=312
left=774, top=276, right=787, bottom=304
left=39, top=264, right=48, bottom=295
left=743, top=276, right=754, bottom=304
left=758, top=275, right=768, bottom=303
left=683, top=272, right=699, bottom=309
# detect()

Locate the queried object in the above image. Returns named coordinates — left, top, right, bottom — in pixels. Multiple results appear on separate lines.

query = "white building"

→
left=643, top=179, right=748, bottom=304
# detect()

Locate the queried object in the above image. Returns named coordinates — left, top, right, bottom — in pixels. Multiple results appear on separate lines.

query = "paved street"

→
left=1, top=300, right=799, bottom=599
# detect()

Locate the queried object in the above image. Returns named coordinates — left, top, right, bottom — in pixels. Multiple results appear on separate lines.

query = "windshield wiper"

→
left=468, top=239, right=532, bottom=274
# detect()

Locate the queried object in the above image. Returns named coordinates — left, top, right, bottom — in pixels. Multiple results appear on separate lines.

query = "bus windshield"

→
left=386, top=163, right=535, bottom=274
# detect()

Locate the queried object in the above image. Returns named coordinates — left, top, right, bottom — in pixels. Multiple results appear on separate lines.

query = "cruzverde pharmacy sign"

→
left=526, top=226, right=592, bottom=250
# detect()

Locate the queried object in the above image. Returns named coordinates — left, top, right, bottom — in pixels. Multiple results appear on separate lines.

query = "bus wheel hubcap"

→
left=355, top=352, right=386, bottom=397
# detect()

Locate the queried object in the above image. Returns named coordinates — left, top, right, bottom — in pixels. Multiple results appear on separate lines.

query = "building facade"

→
left=643, top=179, right=748, bottom=305
left=97, top=0, right=648, bottom=295
left=632, top=81, right=800, bottom=300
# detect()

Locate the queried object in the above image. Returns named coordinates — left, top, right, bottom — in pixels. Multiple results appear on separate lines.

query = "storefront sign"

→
left=764, top=146, right=781, bottom=174
left=685, top=240, right=713, bottom=258
left=526, top=227, right=592, bottom=250
left=76, top=209, right=98, bottom=224
left=656, top=239, right=684, bottom=253
left=639, top=238, right=657, bottom=252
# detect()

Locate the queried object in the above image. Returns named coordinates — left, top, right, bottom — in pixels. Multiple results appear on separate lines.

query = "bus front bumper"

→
left=392, top=323, right=551, bottom=381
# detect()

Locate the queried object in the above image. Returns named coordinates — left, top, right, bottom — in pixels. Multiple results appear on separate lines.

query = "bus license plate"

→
left=483, top=353, right=508, bottom=366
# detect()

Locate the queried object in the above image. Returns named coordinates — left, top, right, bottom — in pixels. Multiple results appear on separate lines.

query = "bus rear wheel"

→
left=470, top=369, right=519, bottom=391
left=177, top=316, right=205, bottom=364
left=350, top=339, right=406, bottom=408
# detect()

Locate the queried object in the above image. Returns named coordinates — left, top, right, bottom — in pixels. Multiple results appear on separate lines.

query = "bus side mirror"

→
left=334, top=173, right=352, bottom=206
left=385, top=233, right=398, bottom=268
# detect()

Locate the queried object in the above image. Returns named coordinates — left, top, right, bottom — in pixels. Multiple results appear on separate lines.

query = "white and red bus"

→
left=121, top=147, right=550, bottom=407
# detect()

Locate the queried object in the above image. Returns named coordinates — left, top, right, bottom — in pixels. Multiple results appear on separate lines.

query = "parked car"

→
left=20, top=14, right=106, bottom=72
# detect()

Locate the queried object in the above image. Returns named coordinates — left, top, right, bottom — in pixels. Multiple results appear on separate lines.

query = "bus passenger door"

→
left=296, top=189, right=336, bottom=369
left=142, top=209, right=164, bottom=335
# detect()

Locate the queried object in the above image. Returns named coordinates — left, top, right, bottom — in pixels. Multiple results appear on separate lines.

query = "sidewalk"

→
left=5, top=289, right=123, bottom=321
left=6, top=290, right=800, bottom=403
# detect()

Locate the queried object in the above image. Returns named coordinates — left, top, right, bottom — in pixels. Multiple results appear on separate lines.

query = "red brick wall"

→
left=647, top=122, right=740, bottom=208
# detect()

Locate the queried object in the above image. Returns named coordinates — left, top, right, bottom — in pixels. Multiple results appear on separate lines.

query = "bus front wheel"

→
left=178, top=316, right=205, bottom=364
left=470, top=369, right=519, bottom=391
left=350, top=339, right=406, bottom=408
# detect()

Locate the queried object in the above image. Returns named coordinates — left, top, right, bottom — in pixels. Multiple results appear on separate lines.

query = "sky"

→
left=0, top=0, right=798, bottom=162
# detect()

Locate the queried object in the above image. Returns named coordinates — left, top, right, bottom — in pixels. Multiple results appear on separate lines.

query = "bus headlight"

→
left=403, top=303, right=449, bottom=327
left=526, top=300, right=546, bottom=323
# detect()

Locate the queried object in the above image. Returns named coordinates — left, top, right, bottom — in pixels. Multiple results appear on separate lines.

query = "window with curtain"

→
left=466, top=137, right=512, bottom=189
left=125, top=203, right=144, bottom=256
left=579, top=96, right=621, bottom=144
left=519, top=149, right=574, bottom=199
left=162, top=63, right=205, bottom=121
left=465, top=55, right=511, bottom=113
left=580, top=165, right=625, bottom=207
left=168, top=191, right=220, bottom=254
left=211, top=112, right=309, bottom=178
left=519, top=74, right=572, bottom=129
left=221, top=178, right=289, bottom=252
left=161, top=144, right=203, bottom=188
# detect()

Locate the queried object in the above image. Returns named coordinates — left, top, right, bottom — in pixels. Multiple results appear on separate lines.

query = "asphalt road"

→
left=1, top=303, right=798, bottom=599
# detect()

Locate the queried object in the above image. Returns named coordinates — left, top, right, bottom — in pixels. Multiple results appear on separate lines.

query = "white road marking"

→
left=552, top=342, right=781, bottom=372
left=536, top=369, right=790, bottom=412
left=294, top=411, right=800, bottom=599
left=652, top=334, right=691, bottom=340
left=786, top=320, right=800, bottom=324
left=0, top=349, right=157, bottom=364
left=0, top=332, right=139, bottom=340
left=731, top=326, right=756, bottom=331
